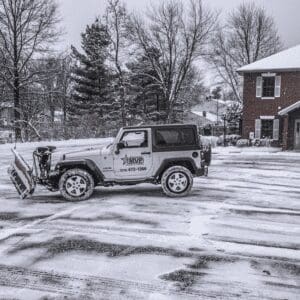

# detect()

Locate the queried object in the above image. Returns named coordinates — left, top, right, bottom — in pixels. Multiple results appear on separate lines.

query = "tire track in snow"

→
left=0, top=264, right=241, bottom=299
left=210, top=235, right=300, bottom=250
left=0, top=205, right=87, bottom=246
left=35, top=220, right=187, bottom=237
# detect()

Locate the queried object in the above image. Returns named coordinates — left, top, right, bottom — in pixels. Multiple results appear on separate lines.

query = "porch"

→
left=279, top=101, right=300, bottom=150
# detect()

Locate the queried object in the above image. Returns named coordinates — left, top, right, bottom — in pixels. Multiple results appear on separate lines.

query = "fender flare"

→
left=154, top=158, right=199, bottom=179
left=55, top=159, right=104, bottom=184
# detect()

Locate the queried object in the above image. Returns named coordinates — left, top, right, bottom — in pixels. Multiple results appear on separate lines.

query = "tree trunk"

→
left=13, top=15, right=21, bottom=141
left=63, top=95, right=67, bottom=139
left=118, top=75, right=126, bottom=127
left=13, top=73, right=22, bottom=141
left=23, top=110, right=29, bottom=142
left=50, top=95, right=55, bottom=128
left=166, top=97, right=175, bottom=124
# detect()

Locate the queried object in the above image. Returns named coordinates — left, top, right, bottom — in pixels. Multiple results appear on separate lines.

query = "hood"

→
left=63, top=142, right=112, bottom=160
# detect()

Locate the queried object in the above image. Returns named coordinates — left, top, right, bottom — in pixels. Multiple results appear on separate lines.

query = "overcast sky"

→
left=57, top=0, right=300, bottom=51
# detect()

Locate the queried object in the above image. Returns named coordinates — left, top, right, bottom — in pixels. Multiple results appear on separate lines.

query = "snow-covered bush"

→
left=200, top=136, right=219, bottom=148
left=251, top=138, right=274, bottom=147
left=217, top=134, right=241, bottom=146
left=258, top=139, right=272, bottom=147
left=236, top=139, right=250, bottom=147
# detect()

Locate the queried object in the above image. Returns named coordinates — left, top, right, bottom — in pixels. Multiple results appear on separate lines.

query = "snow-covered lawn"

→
left=0, top=140, right=299, bottom=299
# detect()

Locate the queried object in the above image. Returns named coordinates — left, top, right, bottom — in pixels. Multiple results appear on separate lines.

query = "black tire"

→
left=161, top=166, right=193, bottom=197
left=59, top=168, right=94, bottom=201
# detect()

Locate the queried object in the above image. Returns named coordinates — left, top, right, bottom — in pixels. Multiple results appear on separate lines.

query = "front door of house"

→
left=294, top=119, right=300, bottom=150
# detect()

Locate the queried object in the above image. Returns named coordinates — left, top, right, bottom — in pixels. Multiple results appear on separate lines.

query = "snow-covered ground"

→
left=0, top=140, right=299, bottom=299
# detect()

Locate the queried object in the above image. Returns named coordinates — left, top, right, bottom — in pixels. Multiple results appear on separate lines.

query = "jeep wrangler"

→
left=9, top=124, right=211, bottom=201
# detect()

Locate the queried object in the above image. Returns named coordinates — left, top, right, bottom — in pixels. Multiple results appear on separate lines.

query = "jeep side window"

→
left=154, top=128, right=196, bottom=147
left=120, top=131, right=148, bottom=148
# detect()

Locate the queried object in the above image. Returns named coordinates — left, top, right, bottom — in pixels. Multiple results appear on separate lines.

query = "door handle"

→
left=141, top=152, right=151, bottom=155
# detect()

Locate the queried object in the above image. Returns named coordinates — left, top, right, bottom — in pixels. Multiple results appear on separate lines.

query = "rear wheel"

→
left=161, top=166, right=193, bottom=197
left=59, top=168, right=94, bottom=201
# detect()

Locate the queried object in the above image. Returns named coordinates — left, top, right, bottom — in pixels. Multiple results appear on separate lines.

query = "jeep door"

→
left=113, top=129, right=153, bottom=179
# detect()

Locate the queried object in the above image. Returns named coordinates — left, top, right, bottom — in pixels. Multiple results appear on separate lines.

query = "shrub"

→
left=236, top=139, right=249, bottom=147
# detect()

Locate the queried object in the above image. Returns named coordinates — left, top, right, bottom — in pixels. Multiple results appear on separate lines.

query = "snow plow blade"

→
left=8, top=149, right=35, bottom=199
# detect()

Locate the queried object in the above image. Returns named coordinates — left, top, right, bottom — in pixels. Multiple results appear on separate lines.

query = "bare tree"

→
left=130, top=0, right=216, bottom=123
left=105, top=0, right=129, bottom=126
left=0, top=0, right=61, bottom=140
left=208, top=2, right=282, bottom=102
left=30, top=54, right=72, bottom=139
left=59, top=55, right=72, bottom=138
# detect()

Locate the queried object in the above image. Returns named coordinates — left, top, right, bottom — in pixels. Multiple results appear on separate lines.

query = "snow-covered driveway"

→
left=0, top=141, right=299, bottom=299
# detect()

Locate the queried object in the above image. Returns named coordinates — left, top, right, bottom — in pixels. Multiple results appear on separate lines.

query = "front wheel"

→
left=59, top=168, right=95, bottom=201
left=161, top=166, right=193, bottom=197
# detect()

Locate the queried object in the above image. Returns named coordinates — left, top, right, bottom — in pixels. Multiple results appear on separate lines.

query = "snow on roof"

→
left=192, top=99, right=231, bottom=114
left=213, top=99, right=236, bottom=106
left=278, top=100, right=300, bottom=116
left=191, top=111, right=218, bottom=122
left=237, top=44, right=300, bottom=73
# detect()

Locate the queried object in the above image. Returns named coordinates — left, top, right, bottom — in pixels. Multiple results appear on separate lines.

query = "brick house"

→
left=238, top=45, right=300, bottom=150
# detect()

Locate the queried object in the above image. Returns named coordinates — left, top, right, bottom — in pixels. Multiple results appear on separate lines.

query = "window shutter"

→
left=255, top=119, right=261, bottom=139
left=275, top=76, right=281, bottom=97
left=273, top=119, right=280, bottom=140
left=256, top=76, right=262, bottom=98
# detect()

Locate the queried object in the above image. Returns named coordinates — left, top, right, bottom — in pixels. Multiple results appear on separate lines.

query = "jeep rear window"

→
left=154, top=128, right=196, bottom=147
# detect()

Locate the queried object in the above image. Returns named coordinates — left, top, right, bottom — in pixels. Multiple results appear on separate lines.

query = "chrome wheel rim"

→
left=167, top=172, right=188, bottom=193
left=65, top=175, right=87, bottom=197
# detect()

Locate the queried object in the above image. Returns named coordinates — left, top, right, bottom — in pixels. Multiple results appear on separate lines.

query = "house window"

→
left=262, top=76, right=275, bottom=97
left=261, top=120, right=273, bottom=138
left=256, top=75, right=281, bottom=98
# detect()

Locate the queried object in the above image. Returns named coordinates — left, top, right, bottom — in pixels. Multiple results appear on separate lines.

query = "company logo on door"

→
left=121, top=155, right=144, bottom=166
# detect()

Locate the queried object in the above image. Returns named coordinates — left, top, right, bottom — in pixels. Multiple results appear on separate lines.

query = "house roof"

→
left=278, top=101, right=300, bottom=116
left=237, top=44, right=300, bottom=73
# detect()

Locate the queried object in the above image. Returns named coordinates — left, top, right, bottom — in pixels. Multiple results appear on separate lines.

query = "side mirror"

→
left=115, top=141, right=125, bottom=154
left=118, top=142, right=125, bottom=150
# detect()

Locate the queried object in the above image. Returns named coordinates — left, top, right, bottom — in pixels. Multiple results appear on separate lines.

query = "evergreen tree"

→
left=70, top=19, right=117, bottom=137
left=127, top=48, right=166, bottom=124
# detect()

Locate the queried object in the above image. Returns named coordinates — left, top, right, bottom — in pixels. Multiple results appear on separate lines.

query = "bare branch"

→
left=0, top=0, right=62, bottom=139
left=129, top=0, right=217, bottom=122
left=207, top=1, right=282, bottom=103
